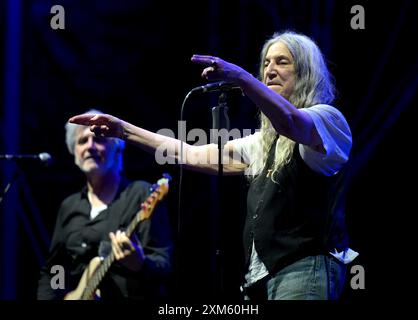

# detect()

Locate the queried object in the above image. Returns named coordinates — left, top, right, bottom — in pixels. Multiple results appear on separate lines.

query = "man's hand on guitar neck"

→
left=109, top=230, right=145, bottom=272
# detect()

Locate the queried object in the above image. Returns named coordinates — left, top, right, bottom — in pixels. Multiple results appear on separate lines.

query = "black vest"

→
left=243, top=139, right=348, bottom=274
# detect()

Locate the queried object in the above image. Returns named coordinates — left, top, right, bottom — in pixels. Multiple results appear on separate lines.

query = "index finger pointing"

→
left=191, top=55, right=216, bottom=66
left=69, top=114, right=104, bottom=126
left=68, top=115, right=95, bottom=125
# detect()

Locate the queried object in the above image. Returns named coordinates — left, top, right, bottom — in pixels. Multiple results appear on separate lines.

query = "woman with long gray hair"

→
left=69, top=31, right=357, bottom=300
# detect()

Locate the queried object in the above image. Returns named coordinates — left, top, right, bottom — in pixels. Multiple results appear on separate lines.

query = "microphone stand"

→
left=211, top=92, right=230, bottom=298
left=0, top=161, right=50, bottom=264
left=0, top=168, right=20, bottom=206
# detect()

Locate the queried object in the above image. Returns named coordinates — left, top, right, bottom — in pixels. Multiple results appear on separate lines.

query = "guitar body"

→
left=64, top=257, right=102, bottom=300
left=63, top=174, right=171, bottom=300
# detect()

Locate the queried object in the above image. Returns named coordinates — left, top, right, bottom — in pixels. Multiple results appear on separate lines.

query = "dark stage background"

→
left=0, top=0, right=417, bottom=304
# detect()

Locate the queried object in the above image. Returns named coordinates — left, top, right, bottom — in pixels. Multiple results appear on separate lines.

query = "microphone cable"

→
left=174, top=89, right=193, bottom=291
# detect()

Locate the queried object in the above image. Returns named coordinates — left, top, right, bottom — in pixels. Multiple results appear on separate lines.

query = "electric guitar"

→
left=64, top=174, right=171, bottom=300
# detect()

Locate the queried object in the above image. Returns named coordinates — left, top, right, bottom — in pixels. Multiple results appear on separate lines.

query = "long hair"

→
left=250, top=31, right=336, bottom=180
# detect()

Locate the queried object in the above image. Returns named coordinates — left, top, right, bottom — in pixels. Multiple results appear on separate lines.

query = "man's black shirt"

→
left=37, top=178, right=172, bottom=300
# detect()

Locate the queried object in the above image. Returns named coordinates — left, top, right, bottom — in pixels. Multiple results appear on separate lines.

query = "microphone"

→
left=0, top=152, right=52, bottom=166
left=189, top=81, right=242, bottom=94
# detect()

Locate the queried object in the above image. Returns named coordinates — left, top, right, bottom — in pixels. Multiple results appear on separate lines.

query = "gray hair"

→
left=258, top=30, right=335, bottom=108
left=65, top=108, right=125, bottom=155
left=252, top=31, right=336, bottom=180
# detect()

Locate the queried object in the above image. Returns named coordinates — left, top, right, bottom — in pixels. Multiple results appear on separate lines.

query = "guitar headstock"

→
left=140, top=173, right=172, bottom=221
left=151, top=173, right=171, bottom=197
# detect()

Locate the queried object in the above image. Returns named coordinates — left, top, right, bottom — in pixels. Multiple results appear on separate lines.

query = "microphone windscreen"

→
left=39, top=152, right=52, bottom=165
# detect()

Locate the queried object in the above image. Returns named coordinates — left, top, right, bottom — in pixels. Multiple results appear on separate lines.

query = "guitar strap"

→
left=108, top=177, right=132, bottom=227
left=100, top=177, right=131, bottom=257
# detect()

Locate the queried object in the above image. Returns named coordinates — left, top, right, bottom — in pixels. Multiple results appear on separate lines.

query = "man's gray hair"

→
left=65, top=108, right=125, bottom=155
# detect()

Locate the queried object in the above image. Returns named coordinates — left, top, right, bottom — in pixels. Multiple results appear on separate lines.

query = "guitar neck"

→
left=81, top=210, right=143, bottom=299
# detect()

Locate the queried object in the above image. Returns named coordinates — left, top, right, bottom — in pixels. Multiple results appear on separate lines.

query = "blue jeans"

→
left=267, top=255, right=346, bottom=300
left=245, top=255, right=346, bottom=300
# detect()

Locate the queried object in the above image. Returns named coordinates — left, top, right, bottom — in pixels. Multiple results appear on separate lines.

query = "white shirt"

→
left=232, top=104, right=358, bottom=286
left=90, top=204, right=107, bottom=220
left=87, top=192, right=108, bottom=220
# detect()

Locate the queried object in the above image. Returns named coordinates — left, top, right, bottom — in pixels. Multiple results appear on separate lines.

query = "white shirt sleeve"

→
left=299, top=104, right=352, bottom=176
left=230, top=131, right=262, bottom=176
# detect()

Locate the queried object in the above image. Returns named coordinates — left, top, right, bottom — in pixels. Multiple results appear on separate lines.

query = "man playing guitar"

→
left=37, top=109, right=172, bottom=300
